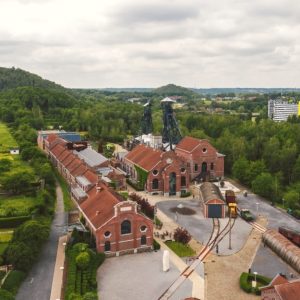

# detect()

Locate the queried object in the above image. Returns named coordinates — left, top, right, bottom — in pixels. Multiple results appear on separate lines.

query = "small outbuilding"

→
left=200, top=182, right=225, bottom=218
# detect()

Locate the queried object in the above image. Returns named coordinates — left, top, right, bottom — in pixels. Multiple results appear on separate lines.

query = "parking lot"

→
left=97, top=251, right=192, bottom=300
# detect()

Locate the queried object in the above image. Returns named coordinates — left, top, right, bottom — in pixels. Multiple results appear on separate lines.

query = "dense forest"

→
left=1, top=67, right=300, bottom=216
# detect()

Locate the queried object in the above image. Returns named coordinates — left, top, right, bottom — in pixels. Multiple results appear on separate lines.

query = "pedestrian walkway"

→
left=50, top=235, right=68, bottom=300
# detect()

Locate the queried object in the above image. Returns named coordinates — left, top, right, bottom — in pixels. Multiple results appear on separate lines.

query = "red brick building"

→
left=175, top=136, right=224, bottom=181
left=124, top=144, right=189, bottom=196
left=43, top=134, right=153, bottom=256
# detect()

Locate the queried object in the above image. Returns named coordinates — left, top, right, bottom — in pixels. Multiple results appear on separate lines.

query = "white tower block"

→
left=163, top=250, right=170, bottom=272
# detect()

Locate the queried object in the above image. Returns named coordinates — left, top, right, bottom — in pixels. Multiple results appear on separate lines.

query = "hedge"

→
left=180, top=191, right=191, bottom=198
left=0, top=289, right=14, bottom=300
left=153, top=239, right=161, bottom=251
left=0, top=216, right=31, bottom=228
left=239, top=272, right=271, bottom=295
left=2, top=270, right=26, bottom=295
left=126, top=179, right=144, bottom=191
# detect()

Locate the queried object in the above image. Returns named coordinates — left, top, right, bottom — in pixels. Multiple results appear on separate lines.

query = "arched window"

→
left=181, top=176, right=186, bottom=187
left=210, top=162, right=214, bottom=170
left=121, top=220, right=131, bottom=235
left=141, top=235, right=147, bottom=245
left=104, top=241, right=111, bottom=252
left=152, top=178, right=159, bottom=190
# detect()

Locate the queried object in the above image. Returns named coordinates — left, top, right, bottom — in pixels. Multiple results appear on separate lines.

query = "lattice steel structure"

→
left=141, top=101, right=153, bottom=135
left=161, top=97, right=182, bottom=150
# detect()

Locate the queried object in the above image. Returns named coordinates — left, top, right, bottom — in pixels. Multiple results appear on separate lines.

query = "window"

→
left=140, top=225, right=147, bottom=232
left=141, top=235, right=147, bottom=245
left=202, top=148, right=207, bottom=153
left=104, top=241, right=111, bottom=252
left=152, top=178, right=159, bottom=190
left=121, top=220, right=131, bottom=235
left=104, top=231, right=111, bottom=238
left=194, top=164, right=198, bottom=172
left=181, top=176, right=186, bottom=187
left=210, top=162, right=214, bottom=170
left=180, top=167, right=186, bottom=173
left=152, top=169, right=158, bottom=176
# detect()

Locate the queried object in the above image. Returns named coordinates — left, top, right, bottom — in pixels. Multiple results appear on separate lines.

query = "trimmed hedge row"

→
left=65, top=243, right=105, bottom=300
left=240, top=272, right=271, bottom=295
left=0, top=215, right=31, bottom=228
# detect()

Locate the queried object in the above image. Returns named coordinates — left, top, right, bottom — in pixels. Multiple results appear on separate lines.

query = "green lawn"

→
left=0, top=195, right=37, bottom=217
left=0, top=230, right=13, bottom=243
left=0, top=123, right=18, bottom=152
left=165, top=241, right=196, bottom=257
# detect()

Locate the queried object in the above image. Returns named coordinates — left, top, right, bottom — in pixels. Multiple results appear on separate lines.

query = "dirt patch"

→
left=170, top=207, right=196, bottom=215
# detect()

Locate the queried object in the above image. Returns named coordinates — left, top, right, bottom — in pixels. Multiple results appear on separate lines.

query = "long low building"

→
left=42, top=133, right=153, bottom=255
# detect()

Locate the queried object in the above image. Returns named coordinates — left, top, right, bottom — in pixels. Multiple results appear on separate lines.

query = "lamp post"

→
left=253, top=271, right=258, bottom=288
left=256, top=202, right=260, bottom=214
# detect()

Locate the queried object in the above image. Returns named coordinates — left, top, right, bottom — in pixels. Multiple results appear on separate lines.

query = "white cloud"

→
left=0, top=0, right=299, bottom=88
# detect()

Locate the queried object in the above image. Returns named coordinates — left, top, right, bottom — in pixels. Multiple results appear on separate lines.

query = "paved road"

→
left=237, top=193, right=300, bottom=231
left=16, top=184, right=67, bottom=300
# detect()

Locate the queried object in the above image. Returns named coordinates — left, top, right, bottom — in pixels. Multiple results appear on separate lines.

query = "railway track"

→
left=236, top=207, right=267, bottom=233
left=158, top=218, right=235, bottom=300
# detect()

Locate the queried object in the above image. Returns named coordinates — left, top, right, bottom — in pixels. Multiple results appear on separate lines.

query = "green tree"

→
left=0, top=158, right=12, bottom=172
left=252, top=172, right=275, bottom=200
left=284, top=190, right=300, bottom=210
left=232, top=157, right=250, bottom=184
left=76, top=252, right=90, bottom=270
left=292, top=155, right=300, bottom=182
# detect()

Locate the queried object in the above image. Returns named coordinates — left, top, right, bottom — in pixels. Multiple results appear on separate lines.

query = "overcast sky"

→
left=0, top=0, right=300, bottom=88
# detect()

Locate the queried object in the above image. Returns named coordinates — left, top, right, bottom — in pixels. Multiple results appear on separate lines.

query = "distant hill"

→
left=153, top=84, right=196, bottom=96
left=0, top=67, right=65, bottom=91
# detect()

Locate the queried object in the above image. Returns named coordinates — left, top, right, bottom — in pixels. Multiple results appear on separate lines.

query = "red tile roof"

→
left=275, top=281, right=300, bottom=300
left=80, top=183, right=120, bottom=229
left=51, top=144, right=66, bottom=158
left=67, top=158, right=83, bottom=174
left=46, top=134, right=58, bottom=144
left=57, top=149, right=70, bottom=162
left=83, top=169, right=98, bottom=184
left=125, top=144, right=163, bottom=171
left=176, top=136, right=207, bottom=153
left=71, top=163, right=88, bottom=177
left=61, top=152, right=77, bottom=168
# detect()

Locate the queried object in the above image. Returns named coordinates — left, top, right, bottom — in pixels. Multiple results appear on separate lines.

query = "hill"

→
left=0, top=67, right=65, bottom=91
left=153, top=84, right=196, bottom=96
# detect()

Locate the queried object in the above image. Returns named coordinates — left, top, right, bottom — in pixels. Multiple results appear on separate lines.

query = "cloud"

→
left=0, top=0, right=300, bottom=88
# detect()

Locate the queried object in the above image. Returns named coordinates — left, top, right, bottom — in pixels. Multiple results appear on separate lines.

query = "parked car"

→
left=240, top=209, right=254, bottom=221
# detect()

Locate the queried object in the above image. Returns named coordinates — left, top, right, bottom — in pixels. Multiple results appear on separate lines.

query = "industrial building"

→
left=268, top=99, right=300, bottom=122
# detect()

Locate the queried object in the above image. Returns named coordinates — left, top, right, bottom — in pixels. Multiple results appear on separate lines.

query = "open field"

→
left=0, top=195, right=37, bottom=217
left=0, top=123, right=18, bottom=152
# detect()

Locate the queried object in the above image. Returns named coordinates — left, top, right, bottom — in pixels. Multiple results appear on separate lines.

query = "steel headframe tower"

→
left=141, top=100, right=153, bottom=135
left=161, top=97, right=182, bottom=150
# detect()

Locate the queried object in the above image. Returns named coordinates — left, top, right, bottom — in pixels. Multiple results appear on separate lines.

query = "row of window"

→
left=104, top=235, right=147, bottom=252
left=151, top=176, right=187, bottom=190
left=104, top=222, right=147, bottom=238
left=194, top=162, right=214, bottom=172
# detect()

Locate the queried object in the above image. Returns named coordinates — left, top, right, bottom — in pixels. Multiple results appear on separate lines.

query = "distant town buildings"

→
left=268, top=99, right=300, bottom=122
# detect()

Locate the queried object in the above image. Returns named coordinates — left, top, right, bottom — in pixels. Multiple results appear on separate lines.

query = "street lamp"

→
left=253, top=271, right=258, bottom=288
left=256, top=202, right=260, bottom=214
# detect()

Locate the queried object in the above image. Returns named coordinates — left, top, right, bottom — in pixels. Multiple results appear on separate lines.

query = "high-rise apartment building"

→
left=268, top=99, right=299, bottom=121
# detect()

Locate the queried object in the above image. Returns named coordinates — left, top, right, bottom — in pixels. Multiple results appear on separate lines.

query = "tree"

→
left=0, top=170, right=35, bottom=194
left=0, top=158, right=12, bottom=172
left=173, top=227, right=191, bottom=245
left=284, top=190, right=300, bottom=210
left=76, top=252, right=90, bottom=270
left=247, top=160, right=267, bottom=185
left=252, top=173, right=275, bottom=201
left=232, top=157, right=250, bottom=184
left=292, top=155, right=300, bottom=182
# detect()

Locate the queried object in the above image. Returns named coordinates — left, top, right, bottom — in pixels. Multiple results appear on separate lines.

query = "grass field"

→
left=0, top=195, right=37, bottom=217
left=165, top=241, right=196, bottom=257
left=0, top=123, right=18, bottom=152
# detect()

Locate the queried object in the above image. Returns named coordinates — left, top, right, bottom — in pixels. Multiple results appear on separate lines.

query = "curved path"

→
left=16, top=183, right=67, bottom=300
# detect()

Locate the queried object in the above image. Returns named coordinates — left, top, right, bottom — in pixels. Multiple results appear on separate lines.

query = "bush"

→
left=240, top=272, right=251, bottom=293
left=0, top=289, right=14, bottom=300
left=129, top=193, right=154, bottom=219
left=2, top=270, right=26, bottom=295
left=0, top=216, right=31, bottom=228
left=83, top=292, right=98, bottom=300
left=180, top=191, right=191, bottom=198
left=153, top=239, right=161, bottom=251
left=239, top=272, right=271, bottom=295
left=76, top=252, right=90, bottom=270
left=173, top=227, right=191, bottom=245
left=126, top=179, right=144, bottom=191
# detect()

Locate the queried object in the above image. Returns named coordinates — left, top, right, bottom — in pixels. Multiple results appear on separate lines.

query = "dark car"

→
left=240, top=209, right=254, bottom=221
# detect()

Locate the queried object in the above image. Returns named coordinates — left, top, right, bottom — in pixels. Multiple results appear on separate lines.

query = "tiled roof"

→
left=46, top=134, right=58, bottom=144
left=61, top=152, right=77, bottom=168
left=176, top=136, right=207, bottom=153
left=200, top=182, right=224, bottom=203
left=51, top=144, right=66, bottom=158
left=71, top=163, right=88, bottom=177
left=275, top=281, right=300, bottom=300
left=80, top=183, right=120, bottom=229
left=125, top=144, right=163, bottom=171
left=67, top=158, right=83, bottom=174
left=83, top=169, right=98, bottom=184
left=75, top=148, right=108, bottom=168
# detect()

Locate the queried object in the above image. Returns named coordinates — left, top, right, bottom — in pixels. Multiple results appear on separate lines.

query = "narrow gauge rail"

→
left=237, top=208, right=266, bottom=233
left=158, top=218, right=235, bottom=300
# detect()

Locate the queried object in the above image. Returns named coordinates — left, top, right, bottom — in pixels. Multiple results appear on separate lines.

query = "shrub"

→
left=129, top=193, right=154, bottom=219
left=153, top=239, right=161, bottom=251
left=0, top=216, right=31, bottom=228
left=68, top=293, right=83, bottom=300
left=239, top=272, right=271, bottom=295
left=180, top=191, right=191, bottom=198
left=83, top=292, right=98, bottom=300
left=2, top=270, right=26, bottom=295
left=173, top=227, right=191, bottom=245
left=76, top=252, right=90, bottom=270
left=240, top=272, right=251, bottom=293
left=0, top=289, right=14, bottom=300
